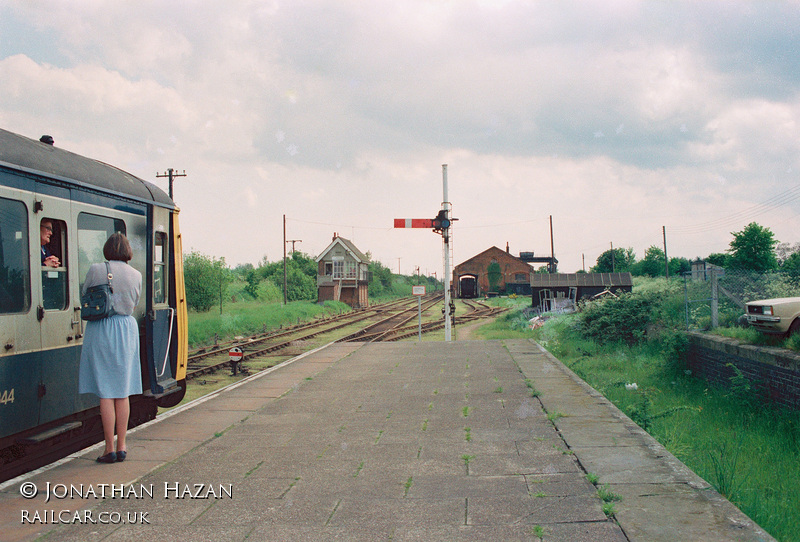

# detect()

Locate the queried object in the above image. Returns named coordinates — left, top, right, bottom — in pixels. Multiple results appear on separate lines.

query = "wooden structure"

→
left=453, top=246, right=534, bottom=298
left=316, top=233, right=370, bottom=308
left=530, top=272, right=633, bottom=312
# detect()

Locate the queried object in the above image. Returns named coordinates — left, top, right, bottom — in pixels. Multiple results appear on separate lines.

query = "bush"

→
left=578, top=292, right=656, bottom=346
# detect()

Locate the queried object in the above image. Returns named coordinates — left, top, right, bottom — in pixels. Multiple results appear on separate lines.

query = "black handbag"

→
left=81, top=262, right=114, bottom=321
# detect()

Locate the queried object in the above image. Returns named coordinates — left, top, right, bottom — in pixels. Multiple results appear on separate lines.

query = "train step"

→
left=19, top=421, right=82, bottom=444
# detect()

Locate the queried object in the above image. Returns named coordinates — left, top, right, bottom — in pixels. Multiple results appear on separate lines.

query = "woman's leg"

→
left=99, top=398, right=116, bottom=454
left=114, top=397, right=130, bottom=452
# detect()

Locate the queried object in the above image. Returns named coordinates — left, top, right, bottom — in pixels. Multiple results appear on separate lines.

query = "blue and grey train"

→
left=0, top=128, right=188, bottom=481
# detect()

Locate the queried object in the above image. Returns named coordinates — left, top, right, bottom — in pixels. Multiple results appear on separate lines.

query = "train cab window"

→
left=40, top=218, right=69, bottom=310
left=77, top=213, right=126, bottom=292
left=153, top=232, right=167, bottom=304
left=0, top=197, right=31, bottom=314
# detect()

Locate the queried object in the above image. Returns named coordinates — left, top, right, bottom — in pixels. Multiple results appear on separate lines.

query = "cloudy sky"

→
left=2, top=1, right=800, bottom=276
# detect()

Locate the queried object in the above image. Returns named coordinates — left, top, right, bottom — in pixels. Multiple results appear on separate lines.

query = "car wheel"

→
left=787, top=319, right=800, bottom=338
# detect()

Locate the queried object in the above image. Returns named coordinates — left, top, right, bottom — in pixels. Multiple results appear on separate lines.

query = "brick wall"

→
left=687, top=332, right=800, bottom=410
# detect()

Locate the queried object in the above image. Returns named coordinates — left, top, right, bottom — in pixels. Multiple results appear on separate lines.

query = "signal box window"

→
left=0, top=197, right=30, bottom=314
left=77, top=213, right=126, bottom=292
left=40, top=217, right=68, bottom=311
left=154, top=232, right=167, bottom=304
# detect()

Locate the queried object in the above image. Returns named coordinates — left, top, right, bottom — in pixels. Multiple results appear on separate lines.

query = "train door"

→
left=0, top=187, right=40, bottom=438
left=144, top=209, right=178, bottom=396
left=35, top=193, right=76, bottom=349
left=33, top=188, right=83, bottom=424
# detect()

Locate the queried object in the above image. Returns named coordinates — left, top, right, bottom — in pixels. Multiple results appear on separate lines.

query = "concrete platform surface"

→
left=0, top=340, right=775, bottom=541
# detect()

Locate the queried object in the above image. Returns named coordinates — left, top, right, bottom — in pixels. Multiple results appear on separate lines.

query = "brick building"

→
left=453, top=246, right=534, bottom=298
left=316, top=234, right=370, bottom=308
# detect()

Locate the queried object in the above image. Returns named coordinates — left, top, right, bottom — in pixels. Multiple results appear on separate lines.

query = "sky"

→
left=2, top=0, right=800, bottom=277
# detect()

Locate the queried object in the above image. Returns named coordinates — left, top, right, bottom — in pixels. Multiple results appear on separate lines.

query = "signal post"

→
left=394, top=165, right=454, bottom=341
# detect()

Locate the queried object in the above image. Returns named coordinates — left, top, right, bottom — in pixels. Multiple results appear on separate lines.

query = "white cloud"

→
left=2, top=1, right=800, bottom=274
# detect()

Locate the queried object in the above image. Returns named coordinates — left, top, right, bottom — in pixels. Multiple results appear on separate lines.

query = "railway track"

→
left=185, top=295, right=443, bottom=381
left=183, top=295, right=505, bottom=384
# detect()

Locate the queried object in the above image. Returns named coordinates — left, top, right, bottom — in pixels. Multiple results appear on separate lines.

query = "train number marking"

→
left=0, top=389, right=15, bottom=404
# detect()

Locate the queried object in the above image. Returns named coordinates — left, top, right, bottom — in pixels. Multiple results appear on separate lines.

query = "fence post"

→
left=684, top=273, right=690, bottom=330
left=711, top=268, right=719, bottom=328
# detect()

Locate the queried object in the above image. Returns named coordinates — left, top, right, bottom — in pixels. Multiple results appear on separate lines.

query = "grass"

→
left=528, top=313, right=800, bottom=542
left=187, top=298, right=351, bottom=348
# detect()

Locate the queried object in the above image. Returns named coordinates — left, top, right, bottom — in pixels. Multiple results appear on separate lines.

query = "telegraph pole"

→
left=283, top=214, right=287, bottom=305
left=287, top=239, right=302, bottom=254
left=663, top=226, right=669, bottom=279
left=156, top=168, right=187, bottom=200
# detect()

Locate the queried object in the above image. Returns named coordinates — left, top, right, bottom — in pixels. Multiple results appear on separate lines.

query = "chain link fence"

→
left=682, top=268, right=800, bottom=330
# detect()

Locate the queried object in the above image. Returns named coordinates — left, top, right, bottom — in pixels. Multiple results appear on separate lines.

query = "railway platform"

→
left=1, top=339, right=774, bottom=541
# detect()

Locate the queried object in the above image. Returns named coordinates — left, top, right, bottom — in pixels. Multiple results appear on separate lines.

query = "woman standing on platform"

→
left=78, top=233, right=142, bottom=464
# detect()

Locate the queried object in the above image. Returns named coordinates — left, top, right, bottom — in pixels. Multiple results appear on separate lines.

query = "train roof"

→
left=0, top=128, right=174, bottom=207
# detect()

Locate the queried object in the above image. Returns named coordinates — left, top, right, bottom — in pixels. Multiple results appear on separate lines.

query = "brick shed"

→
left=453, top=246, right=534, bottom=298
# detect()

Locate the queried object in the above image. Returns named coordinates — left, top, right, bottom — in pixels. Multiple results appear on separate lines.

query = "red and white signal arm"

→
left=412, top=286, right=426, bottom=296
left=229, top=347, right=244, bottom=362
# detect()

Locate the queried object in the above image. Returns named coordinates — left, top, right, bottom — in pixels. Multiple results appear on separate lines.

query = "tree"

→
left=727, top=222, right=778, bottom=272
left=639, top=246, right=666, bottom=277
left=781, top=252, right=800, bottom=281
left=184, top=251, right=232, bottom=312
left=669, top=257, right=691, bottom=276
left=705, top=252, right=729, bottom=268
left=592, top=247, right=635, bottom=273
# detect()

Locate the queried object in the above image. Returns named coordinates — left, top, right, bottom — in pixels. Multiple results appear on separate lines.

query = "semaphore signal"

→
left=393, top=165, right=455, bottom=341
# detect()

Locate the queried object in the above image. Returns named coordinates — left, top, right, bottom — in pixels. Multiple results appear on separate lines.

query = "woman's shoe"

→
left=116, top=450, right=127, bottom=462
left=96, top=452, right=116, bottom=463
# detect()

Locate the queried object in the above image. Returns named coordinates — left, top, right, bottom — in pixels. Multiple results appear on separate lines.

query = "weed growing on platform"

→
left=461, top=454, right=476, bottom=473
left=494, top=386, right=503, bottom=393
left=531, top=525, right=545, bottom=540
left=464, top=427, right=472, bottom=442
left=403, top=476, right=413, bottom=497
left=524, top=379, right=541, bottom=397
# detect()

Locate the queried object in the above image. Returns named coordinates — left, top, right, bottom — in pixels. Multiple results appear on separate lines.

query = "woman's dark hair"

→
left=103, top=232, right=133, bottom=262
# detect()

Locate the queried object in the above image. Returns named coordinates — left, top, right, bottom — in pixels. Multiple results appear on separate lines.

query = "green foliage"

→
left=242, top=251, right=318, bottom=302
left=705, top=252, right=729, bottom=267
left=728, top=222, right=778, bottom=272
left=487, top=261, right=502, bottom=292
left=592, top=247, right=635, bottom=272
left=184, top=251, right=233, bottom=312
left=577, top=291, right=656, bottom=346
left=637, top=245, right=667, bottom=277
left=781, top=252, right=800, bottom=282
left=526, top=311, right=800, bottom=542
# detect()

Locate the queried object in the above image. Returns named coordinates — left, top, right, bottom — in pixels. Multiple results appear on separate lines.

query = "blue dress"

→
left=79, top=315, right=142, bottom=398
left=78, top=261, right=143, bottom=399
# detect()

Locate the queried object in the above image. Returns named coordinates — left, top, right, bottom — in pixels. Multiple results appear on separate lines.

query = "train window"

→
left=77, top=213, right=126, bottom=291
left=40, top=217, right=68, bottom=310
left=153, top=231, right=167, bottom=304
left=0, top=197, right=31, bottom=314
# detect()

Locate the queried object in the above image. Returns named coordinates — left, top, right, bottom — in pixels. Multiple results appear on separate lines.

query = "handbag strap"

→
left=105, top=261, right=114, bottom=293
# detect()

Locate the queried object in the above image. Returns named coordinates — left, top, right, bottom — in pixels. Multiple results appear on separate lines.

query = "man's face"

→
left=40, top=222, right=53, bottom=245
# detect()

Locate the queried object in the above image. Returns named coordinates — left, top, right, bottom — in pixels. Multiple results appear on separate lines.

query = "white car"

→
left=745, top=297, right=800, bottom=336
